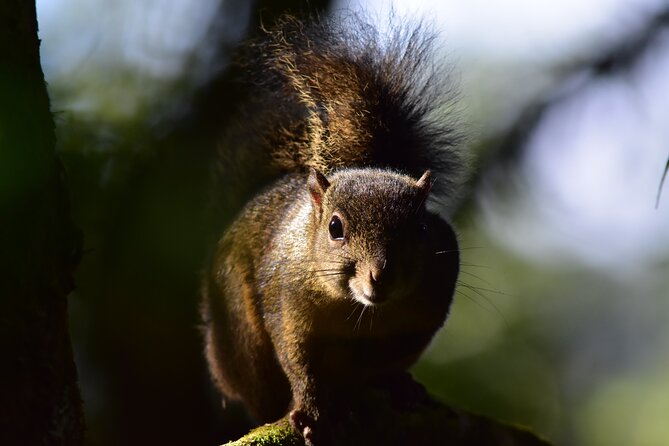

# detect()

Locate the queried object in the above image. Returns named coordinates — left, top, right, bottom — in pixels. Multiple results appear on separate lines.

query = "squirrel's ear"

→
left=307, top=168, right=330, bottom=211
left=416, top=170, right=432, bottom=194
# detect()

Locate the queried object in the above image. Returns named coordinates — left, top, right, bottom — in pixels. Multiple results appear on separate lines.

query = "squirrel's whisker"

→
left=458, top=270, right=497, bottom=288
left=460, top=262, right=492, bottom=269
left=456, top=282, right=509, bottom=327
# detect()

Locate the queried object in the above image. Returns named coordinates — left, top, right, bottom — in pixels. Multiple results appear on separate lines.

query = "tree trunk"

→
left=0, top=1, right=84, bottom=445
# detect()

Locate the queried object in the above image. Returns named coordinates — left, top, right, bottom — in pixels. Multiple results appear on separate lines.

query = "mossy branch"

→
left=223, top=386, right=551, bottom=446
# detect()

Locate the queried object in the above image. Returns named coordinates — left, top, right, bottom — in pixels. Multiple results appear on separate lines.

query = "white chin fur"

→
left=350, top=290, right=375, bottom=306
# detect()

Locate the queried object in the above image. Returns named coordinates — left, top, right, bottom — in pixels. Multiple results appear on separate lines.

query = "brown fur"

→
left=202, top=14, right=463, bottom=444
left=213, top=14, right=465, bottom=223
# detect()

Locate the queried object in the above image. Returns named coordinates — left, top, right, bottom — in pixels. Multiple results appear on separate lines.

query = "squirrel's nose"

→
left=369, top=258, right=386, bottom=283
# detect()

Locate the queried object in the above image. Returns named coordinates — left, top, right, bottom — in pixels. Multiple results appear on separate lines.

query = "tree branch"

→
left=222, top=386, right=551, bottom=446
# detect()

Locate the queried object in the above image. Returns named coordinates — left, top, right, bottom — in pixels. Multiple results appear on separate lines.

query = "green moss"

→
left=224, top=418, right=302, bottom=446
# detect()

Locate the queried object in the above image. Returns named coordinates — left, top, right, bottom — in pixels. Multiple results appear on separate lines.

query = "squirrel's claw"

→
left=303, top=426, right=315, bottom=446
left=290, top=408, right=316, bottom=444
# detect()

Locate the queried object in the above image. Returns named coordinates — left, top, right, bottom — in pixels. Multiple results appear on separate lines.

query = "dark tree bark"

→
left=0, top=1, right=84, bottom=445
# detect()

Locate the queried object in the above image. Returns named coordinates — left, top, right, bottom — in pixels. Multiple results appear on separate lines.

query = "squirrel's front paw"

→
left=289, top=408, right=319, bottom=446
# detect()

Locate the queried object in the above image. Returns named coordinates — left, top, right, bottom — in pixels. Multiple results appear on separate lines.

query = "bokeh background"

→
left=36, top=0, right=669, bottom=445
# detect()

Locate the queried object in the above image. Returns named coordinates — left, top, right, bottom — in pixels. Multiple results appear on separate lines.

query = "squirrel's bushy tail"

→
left=216, top=13, right=465, bottom=216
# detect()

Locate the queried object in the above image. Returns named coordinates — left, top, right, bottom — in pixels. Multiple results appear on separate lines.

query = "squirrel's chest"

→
left=300, top=301, right=442, bottom=379
left=306, top=330, right=431, bottom=380
left=308, top=295, right=448, bottom=339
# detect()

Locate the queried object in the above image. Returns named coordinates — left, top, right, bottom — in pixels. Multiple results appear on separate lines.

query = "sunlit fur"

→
left=201, top=13, right=463, bottom=433
left=214, top=13, right=465, bottom=219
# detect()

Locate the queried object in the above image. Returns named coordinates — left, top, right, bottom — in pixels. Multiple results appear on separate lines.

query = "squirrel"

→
left=200, top=14, right=464, bottom=445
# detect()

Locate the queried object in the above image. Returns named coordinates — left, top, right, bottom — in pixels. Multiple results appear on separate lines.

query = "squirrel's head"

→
left=307, top=167, right=459, bottom=307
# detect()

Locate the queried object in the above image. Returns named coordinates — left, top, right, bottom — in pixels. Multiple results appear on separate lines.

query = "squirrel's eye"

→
left=417, top=221, right=428, bottom=238
left=328, top=215, right=344, bottom=240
